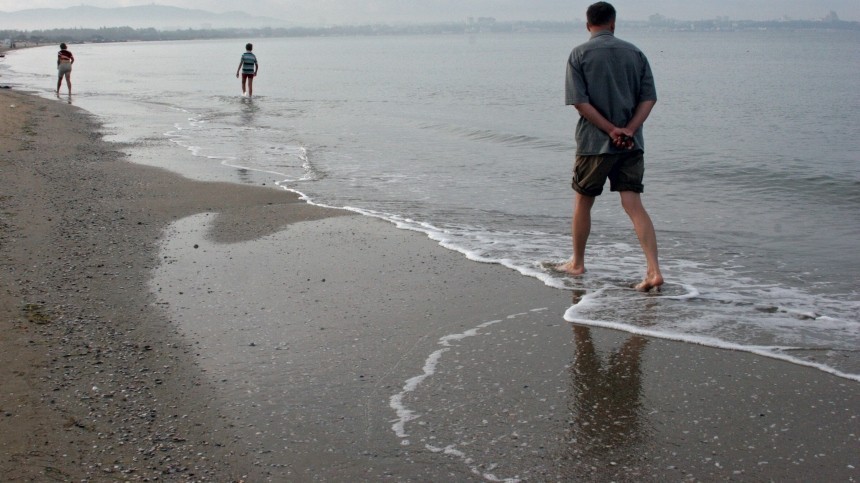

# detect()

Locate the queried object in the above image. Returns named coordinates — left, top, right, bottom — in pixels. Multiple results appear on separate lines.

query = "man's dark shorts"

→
left=571, top=150, right=645, bottom=197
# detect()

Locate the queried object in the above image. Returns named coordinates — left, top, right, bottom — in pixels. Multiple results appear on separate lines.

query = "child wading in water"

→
left=236, top=43, right=259, bottom=97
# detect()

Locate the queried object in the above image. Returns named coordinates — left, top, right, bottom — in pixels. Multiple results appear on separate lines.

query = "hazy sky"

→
left=2, top=0, right=858, bottom=24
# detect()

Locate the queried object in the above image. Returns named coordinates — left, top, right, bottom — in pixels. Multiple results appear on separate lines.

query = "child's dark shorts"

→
left=571, top=150, right=645, bottom=197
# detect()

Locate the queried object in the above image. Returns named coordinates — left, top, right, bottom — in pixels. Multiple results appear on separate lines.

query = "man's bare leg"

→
left=556, top=192, right=595, bottom=275
left=620, top=191, right=664, bottom=291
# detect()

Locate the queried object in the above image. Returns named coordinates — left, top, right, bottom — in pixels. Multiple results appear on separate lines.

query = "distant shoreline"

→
left=2, top=17, right=858, bottom=47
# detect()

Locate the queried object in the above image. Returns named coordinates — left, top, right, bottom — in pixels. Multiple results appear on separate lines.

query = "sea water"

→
left=3, top=30, right=859, bottom=380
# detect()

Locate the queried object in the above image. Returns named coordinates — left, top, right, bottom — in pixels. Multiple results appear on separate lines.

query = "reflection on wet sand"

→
left=559, top=289, right=651, bottom=478
left=570, top=325, right=647, bottom=452
left=237, top=99, right=259, bottom=183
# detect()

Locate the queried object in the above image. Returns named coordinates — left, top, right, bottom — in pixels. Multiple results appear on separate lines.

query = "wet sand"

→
left=1, top=89, right=858, bottom=481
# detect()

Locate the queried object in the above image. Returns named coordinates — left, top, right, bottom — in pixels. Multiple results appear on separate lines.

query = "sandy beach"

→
left=1, top=88, right=859, bottom=481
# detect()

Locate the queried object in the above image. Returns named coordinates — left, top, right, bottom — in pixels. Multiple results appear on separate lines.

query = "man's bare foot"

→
left=554, top=261, right=586, bottom=276
left=634, top=273, right=664, bottom=292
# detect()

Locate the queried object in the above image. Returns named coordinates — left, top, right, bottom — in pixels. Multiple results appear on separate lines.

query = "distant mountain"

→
left=0, top=5, right=290, bottom=31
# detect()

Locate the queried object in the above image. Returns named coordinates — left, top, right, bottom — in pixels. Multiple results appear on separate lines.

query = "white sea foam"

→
left=390, top=318, right=504, bottom=444
left=260, top=197, right=860, bottom=381
left=390, top=309, right=547, bottom=481
left=564, top=288, right=860, bottom=383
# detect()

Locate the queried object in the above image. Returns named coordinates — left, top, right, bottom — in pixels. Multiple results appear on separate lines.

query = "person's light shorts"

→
left=57, top=63, right=72, bottom=78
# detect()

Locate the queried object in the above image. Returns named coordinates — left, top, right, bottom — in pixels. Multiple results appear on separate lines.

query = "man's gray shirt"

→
left=565, top=30, right=657, bottom=155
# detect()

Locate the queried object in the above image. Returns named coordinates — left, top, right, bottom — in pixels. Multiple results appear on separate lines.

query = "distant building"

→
left=823, top=11, right=840, bottom=22
left=466, top=16, right=497, bottom=33
left=2, top=39, right=13, bottom=48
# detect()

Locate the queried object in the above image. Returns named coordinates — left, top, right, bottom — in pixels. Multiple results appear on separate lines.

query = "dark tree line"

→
left=1, top=21, right=580, bottom=46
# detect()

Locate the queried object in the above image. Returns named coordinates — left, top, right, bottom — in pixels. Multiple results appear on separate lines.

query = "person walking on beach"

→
left=56, top=43, right=74, bottom=95
left=236, top=43, right=259, bottom=97
left=556, top=2, right=664, bottom=292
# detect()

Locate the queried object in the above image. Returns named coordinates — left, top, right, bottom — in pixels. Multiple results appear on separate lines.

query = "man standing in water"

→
left=236, top=43, right=259, bottom=97
left=557, top=2, right=664, bottom=291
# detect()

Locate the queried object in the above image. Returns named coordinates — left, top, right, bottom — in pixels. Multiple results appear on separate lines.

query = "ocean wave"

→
left=419, top=122, right=572, bottom=153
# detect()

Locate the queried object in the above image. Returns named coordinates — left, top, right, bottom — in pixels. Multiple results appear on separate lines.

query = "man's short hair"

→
left=587, top=2, right=616, bottom=26
left=246, top=43, right=253, bottom=51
